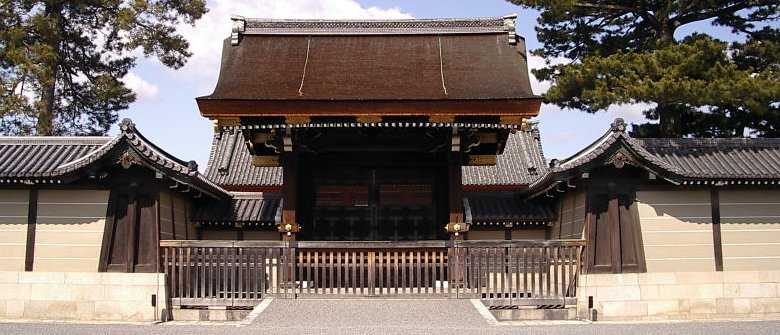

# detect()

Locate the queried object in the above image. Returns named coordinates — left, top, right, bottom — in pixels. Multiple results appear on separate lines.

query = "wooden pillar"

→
left=444, top=153, right=467, bottom=240
left=607, top=183, right=621, bottom=274
left=279, top=153, right=300, bottom=241
left=710, top=188, right=724, bottom=271
left=25, top=188, right=39, bottom=271
left=126, top=183, right=138, bottom=273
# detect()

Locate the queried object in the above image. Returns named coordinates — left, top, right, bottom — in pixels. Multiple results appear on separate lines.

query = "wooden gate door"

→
left=308, top=166, right=441, bottom=241
left=586, top=183, right=646, bottom=273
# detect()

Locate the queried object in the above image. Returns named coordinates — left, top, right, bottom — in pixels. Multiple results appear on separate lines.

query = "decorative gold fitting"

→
left=429, top=115, right=455, bottom=123
left=217, top=118, right=241, bottom=128
left=285, top=116, right=311, bottom=124
left=356, top=115, right=383, bottom=123
left=278, top=222, right=300, bottom=233
left=467, top=155, right=497, bottom=166
left=252, top=155, right=280, bottom=167
left=445, top=222, right=469, bottom=234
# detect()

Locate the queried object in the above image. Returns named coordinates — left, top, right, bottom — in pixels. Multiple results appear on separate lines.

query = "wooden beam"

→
left=281, top=153, right=299, bottom=241
left=25, top=188, right=38, bottom=271
left=448, top=153, right=464, bottom=240
left=710, top=188, right=724, bottom=272
left=197, top=98, right=544, bottom=118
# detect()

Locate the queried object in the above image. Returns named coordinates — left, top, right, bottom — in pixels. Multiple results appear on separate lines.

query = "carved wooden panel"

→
left=379, top=185, right=432, bottom=207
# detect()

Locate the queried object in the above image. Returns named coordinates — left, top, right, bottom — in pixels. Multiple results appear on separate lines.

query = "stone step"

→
left=169, top=307, right=250, bottom=321
left=490, top=307, right=577, bottom=321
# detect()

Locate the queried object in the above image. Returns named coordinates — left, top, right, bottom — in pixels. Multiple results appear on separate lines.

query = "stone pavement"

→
left=3, top=299, right=780, bottom=335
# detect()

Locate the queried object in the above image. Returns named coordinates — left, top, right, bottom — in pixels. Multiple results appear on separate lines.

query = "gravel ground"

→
left=1, top=299, right=779, bottom=335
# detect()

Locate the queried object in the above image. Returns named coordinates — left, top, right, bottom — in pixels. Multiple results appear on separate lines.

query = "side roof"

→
left=205, top=124, right=548, bottom=189
left=0, top=119, right=230, bottom=201
left=462, top=123, right=547, bottom=187
left=527, top=119, right=780, bottom=197
left=635, top=137, right=780, bottom=180
left=0, top=136, right=111, bottom=179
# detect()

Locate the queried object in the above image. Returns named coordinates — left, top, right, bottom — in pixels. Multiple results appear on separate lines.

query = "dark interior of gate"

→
left=300, top=152, right=447, bottom=242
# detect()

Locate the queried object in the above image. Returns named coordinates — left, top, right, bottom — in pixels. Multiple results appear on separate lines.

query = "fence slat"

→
left=160, top=240, right=584, bottom=308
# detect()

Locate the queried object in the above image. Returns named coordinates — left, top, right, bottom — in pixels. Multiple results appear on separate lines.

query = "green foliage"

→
left=0, top=0, right=207, bottom=135
left=508, top=0, right=780, bottom=137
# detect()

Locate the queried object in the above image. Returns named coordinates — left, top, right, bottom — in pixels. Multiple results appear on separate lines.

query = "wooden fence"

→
left=160, top=240, right=584, bottom=308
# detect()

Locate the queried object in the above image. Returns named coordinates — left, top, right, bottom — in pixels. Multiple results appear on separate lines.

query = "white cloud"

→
left=166, top=0, right=412, bottom=94
left=527, top=54, right=568, bottom=95
left=121, top=71, right=160, bottom=103
left=605, top=103, right=654, bottom=124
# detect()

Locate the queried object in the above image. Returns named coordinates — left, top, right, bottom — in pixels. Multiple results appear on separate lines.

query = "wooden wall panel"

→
left=35, top=190, right=109, bottom=272
left=552, top=190, right=586, bottom=239
left=637, top=190, right=715, bottom=272
left=159, top=190, right=174, bottom=240
left=172, top=194, right=188, bottom=240
left=720, top=190, right=780, bottom=271
left=0, top=190, right=29, bottom=270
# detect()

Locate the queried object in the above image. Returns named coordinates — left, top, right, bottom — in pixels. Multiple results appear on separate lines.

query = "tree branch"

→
left=675, top=2, right=755, bottom=26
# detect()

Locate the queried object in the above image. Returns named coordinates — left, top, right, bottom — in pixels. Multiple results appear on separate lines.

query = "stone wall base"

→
left=0, top=271, right=166, bottom=322
left=577, top=271, right=780, bottom=321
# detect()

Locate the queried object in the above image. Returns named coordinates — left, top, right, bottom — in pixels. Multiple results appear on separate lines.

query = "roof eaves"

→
left=54, top=119, right=230, bottom=201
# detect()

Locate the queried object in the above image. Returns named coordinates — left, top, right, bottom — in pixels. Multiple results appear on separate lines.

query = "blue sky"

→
left=118, top=0, right=652, bottom=169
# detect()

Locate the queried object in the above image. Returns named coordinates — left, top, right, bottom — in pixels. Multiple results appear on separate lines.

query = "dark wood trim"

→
left=198, top=98, right=543, bottom=118
left=99, top=191, right=118, bottom=272
left=607, top=192, right=621, bottom=274
left=184, top=198, right=190, bottom=240
left=628, top=197, right=648, bottom=273
left=24, top=188, right=38, bottom=272
left=557, top=197, right=564, bottom=239
left=168, top=191, right=176, bottom=239
left=711, top=188, right=724, bottom=271
left=152, top=190, right=161, bottom=273
left=448, top=154, right=464, bottom=224
left=281, top=153, right=298, bottom=241
left=126, top=184, right=138, bottom=273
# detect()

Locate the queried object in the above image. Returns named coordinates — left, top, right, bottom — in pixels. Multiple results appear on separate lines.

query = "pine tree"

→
left=508, top=1, right=780, bottom=137
left=0, top=0, right=207, bottom=135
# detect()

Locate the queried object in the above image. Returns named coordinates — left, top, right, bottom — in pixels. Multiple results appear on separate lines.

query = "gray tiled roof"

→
left=467, top=195, right=556, bottom=226
left=635, top=138, right=780, bottom=179
left=462, top=125, right=547, bottom=186
left=528, top=118, right=780, bottom=197
left=204, top=132, right=283, bottom=187
left=206, top=126, right=548, bottom=188
left=0, top=137, right=110, bottom=178
left=193, top=192, right=280, bottom=224
left=0, top=119, right=230, bottom=200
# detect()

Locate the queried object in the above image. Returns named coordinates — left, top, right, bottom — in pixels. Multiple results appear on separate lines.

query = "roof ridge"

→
left=231, top=14, right=519, bottom=41
left=0, top=136, right=111, bottom=145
